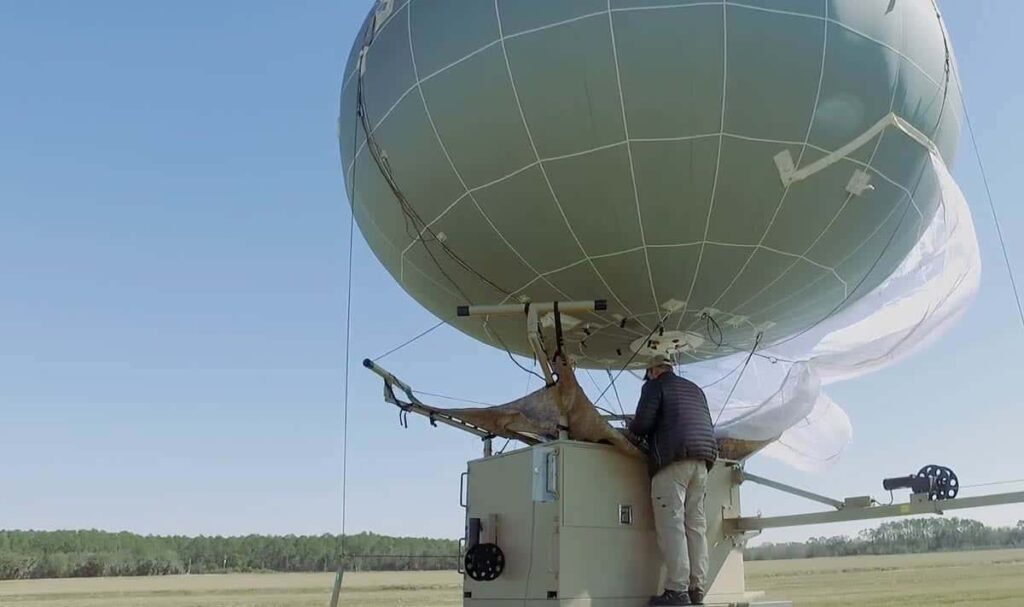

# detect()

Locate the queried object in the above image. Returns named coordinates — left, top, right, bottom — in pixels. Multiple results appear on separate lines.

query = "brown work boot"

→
left=688, top=587, right=705, bottom=605
left=649, top=590, right=692, bottom=606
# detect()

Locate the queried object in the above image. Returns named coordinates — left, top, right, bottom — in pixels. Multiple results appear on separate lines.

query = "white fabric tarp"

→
left=685, top=151, right=981, bottom=470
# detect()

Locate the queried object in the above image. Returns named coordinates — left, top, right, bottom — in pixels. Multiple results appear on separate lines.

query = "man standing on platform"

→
left=628, top=355, right=718, bottom=606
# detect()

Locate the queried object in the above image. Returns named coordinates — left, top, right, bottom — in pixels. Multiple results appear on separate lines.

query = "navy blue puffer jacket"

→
left=628, top=371, right=718, bottom=475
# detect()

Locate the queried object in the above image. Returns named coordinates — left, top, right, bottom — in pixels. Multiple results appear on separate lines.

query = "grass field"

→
left=1, top=549, right=1022, bottom=606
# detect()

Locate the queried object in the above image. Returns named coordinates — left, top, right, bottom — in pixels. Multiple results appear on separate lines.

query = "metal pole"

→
left=362, top=358, right=414, bottom=396
left=457, top=300, right=607, bottom=318
left=740, top=471, right=845, bottom=510
left=329, top=565, right=344, bottom=607
left=363, top=359, right=493, bottom=439
left=525, top=304, right=555, bottom=386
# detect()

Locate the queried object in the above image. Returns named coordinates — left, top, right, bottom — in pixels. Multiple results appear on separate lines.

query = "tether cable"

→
left=331, top=97, right=359, bottom=607
left=957, top=89, right=1024, bottom=332
left=584, top=368, right=617, bottom=412
left=414, top=391, right=495, bottom=408
left=372, top=319, right=447, bottom=362
left=594, top=313, right=672, bottom=404
left=939, top=1, right=1022, bottom=332
left=699, top=355, right=751, bottom=391
left=606, top=369, right=626, bottom=417
left=355, top=48, right=513, bottom=301
left=959, top=478, right=1024, bottom=490
left=339, top=204, right=354, bottom=565
left=713, top=331, right=763, bottom=428
left=486, top=323, right=547, bottom=383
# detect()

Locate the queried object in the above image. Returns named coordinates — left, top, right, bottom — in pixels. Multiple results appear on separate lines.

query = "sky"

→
left=1, top=1, right=1023, bottom=544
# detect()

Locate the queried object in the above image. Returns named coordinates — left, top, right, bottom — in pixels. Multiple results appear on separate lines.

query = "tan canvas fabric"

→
left=412, top=358, right=643, bottom=457
left=402, top=357, right=769, bottom=463
left=651, top=459, right=709, bottom=593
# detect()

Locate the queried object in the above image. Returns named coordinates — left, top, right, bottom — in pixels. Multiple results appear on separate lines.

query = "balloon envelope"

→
left=339, top=0, right=961, bottom=369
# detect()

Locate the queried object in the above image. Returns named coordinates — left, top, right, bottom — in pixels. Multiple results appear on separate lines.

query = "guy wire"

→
left=713, top=331, right=764, bottom=428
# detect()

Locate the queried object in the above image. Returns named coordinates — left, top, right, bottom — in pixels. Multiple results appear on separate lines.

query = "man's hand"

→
left=619, top=428, right=648, bottom=452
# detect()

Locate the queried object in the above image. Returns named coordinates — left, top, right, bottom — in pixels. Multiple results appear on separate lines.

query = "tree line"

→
left=4, top=518, right=1024, bottom=580
left=746, top=517, right=1024, bottom=561
left=0, top=530, right=458, bottom=580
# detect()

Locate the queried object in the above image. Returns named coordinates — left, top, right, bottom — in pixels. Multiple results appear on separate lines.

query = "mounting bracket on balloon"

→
left=773, top=112, right=940, bottom=196
left=458, top=300, right=607, bottom=384
left=372, top=0, right=395, bottom=34
left=458, top=300, right=607, bottom=437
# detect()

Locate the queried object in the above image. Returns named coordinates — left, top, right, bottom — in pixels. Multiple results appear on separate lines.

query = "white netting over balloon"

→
left=687, top=150, right=979, bottom=469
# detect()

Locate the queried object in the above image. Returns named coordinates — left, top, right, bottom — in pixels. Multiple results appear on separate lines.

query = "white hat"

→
left=646, top=354, right=672, bottom=369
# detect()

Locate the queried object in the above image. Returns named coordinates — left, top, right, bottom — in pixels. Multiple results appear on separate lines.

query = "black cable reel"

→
left=883, top=464, right=959, bottom=501
left=464, top=543, right=505, bottom=582
left=464, top=516, right=506, bottom=582
left=917, top=464, right=959, bottom=501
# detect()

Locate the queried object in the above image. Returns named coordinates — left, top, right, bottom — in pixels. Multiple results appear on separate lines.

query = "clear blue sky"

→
left=1, top=1, right=1022, bottom=544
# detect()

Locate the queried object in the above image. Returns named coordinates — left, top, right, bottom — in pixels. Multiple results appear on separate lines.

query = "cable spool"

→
left=883, top=464, right=959, bottom=502
left=464, top=543, right=505, bottom=582
left=917, top=464, right=959, bottom=501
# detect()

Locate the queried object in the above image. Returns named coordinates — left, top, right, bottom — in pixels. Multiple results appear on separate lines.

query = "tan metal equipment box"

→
left=462, top=440, right=776, bottom=606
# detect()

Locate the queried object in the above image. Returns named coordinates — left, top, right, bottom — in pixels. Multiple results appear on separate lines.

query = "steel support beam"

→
left=729, top=491, right=1024, bottom=532
left=740, top=471, right=844, bottom=510
left=363, top=359, right=495, bottom=440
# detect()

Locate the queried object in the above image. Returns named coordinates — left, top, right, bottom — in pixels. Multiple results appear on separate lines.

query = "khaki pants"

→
left=651, top=459, right=708, bottom=593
